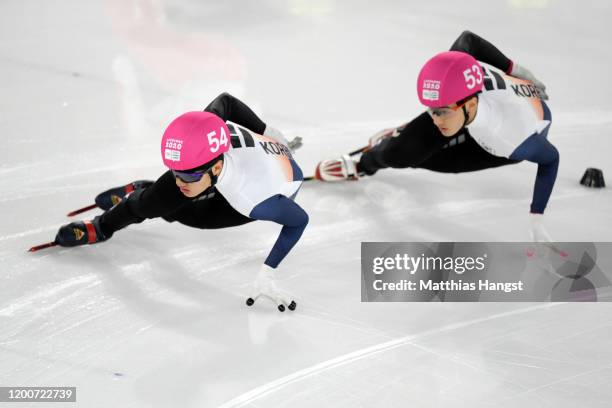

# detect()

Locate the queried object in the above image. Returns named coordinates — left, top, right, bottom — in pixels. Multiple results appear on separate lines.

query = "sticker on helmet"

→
left=164, top=149, right=181, bottom=161
left=422, top=79, right=441, bottom=101
left=423, top=90, right=439, bottom=101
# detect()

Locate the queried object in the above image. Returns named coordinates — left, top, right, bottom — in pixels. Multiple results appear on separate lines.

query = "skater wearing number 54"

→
left=32, top=93, right=308, bottom=312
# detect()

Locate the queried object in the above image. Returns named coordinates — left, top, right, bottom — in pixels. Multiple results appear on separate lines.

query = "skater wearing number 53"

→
left=316, top=30, right=559, bottom=243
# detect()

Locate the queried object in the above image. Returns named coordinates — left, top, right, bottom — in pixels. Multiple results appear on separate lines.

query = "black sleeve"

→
left=358, top=113, right=449, bottom=174
left=450, top=30, right=513, bottom=73
left=204, top=92, right=267, bottom=134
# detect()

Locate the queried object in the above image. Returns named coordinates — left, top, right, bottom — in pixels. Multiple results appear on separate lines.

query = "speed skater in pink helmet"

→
left=315, top=30, right=559, bottom=244
left=52, top=93, right=307, bottom=313
left=417, top=50, right=484, bottom=109
left=161, top=111, right=230, bottom=171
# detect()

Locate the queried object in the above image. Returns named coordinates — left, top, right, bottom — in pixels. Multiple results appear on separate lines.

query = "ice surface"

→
left=1, top=0, right=612, bottom=407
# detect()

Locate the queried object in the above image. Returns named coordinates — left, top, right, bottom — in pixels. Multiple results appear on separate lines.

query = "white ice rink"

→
left=2, top=0, right=612, bottom=407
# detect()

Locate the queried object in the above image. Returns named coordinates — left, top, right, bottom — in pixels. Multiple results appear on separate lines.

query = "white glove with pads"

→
left=527, top=213, right=567, bottom=258
left=246, top=264, right=296, bottom=312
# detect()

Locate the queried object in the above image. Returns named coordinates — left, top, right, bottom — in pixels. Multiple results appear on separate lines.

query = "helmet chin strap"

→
left=461, top=104, right=470, bottom=128
left=446, top=105, right=470, bottom=138
left=207, top=166, right=219, bottom=187
left=202, top=159, right=222, bottom=195
left=460, top=95, right=478, bottom=128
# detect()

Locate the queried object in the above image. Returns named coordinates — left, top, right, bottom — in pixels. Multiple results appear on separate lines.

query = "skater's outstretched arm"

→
left=204, top=92, right=267, bottom=135
left=246, top=194, right=307, bottom=312
left=510, top=132, right=559, bottom=214
left=451, top=30, right=548, bottom=99
left=204, top=92, right=298, bottom=148
left=249, top=194, right=309, bottom=268
left=450, top=30, right=513, bottom=73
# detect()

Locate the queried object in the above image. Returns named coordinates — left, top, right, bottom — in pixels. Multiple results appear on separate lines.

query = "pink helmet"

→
left=161, top=111, right=230, bottom=171
left=417, top=51, right=484, bottom=108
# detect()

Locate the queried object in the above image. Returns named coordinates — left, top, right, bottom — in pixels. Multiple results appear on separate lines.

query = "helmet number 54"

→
left=463, top=65, right=483, bottom=90
left=207, top=127, right=229, bottom=153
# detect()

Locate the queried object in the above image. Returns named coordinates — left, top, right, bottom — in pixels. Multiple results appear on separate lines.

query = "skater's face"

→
left=175, top=160, right=224, bottom=197
left=429, top=97, right=478, bottom=137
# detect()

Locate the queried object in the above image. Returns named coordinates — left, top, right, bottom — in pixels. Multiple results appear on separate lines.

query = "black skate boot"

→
left=55, top=216, right=110, bottom=247
left=95, top=180, right=153, bottom=210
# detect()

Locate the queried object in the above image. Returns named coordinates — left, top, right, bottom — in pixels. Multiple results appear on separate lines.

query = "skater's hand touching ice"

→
left=527, top=213, right=568, bottom=259
left=246, top=265, right=297, bottom=312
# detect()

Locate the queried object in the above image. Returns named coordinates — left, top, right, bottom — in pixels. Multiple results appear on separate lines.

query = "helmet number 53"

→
left=207, top=127, right=229, bottom=153
left=463, top=65, right=483, bottom=90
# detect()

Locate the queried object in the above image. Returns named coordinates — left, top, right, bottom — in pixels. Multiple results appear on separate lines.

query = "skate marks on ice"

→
left=219, top=302, right=612, bottom=408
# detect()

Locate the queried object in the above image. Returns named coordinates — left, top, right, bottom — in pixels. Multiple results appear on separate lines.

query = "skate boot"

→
left=95, top=180, right=153, bottom=210
left=314, top=154, right=360, bottom=182
left=55, top=216, right=109, bottom=247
